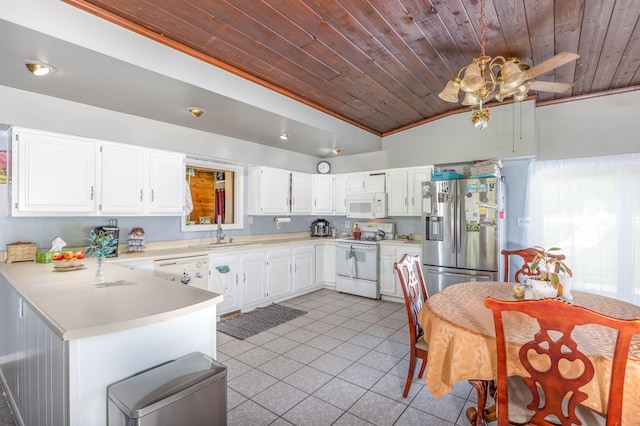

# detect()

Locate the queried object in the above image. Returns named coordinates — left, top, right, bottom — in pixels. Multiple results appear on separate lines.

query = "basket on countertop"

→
left=7, top=242, right=38, bottom=263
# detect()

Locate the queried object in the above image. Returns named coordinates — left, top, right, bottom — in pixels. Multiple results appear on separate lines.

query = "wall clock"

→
left=317, top=161, right=331, bottom=174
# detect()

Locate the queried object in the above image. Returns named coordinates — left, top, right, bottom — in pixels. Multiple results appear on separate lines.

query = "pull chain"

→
left=480, top=0, right=486, bottom=57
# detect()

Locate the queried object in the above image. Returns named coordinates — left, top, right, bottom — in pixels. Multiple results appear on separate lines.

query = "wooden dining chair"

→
left=393, top=253, right=429, bottom=398
left=484, top=297, right=640, bottom=426
left=501, top=248, right=566, bottom=283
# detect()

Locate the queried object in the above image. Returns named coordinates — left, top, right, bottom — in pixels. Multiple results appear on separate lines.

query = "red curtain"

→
left=215, top=188, right=225, bottom=223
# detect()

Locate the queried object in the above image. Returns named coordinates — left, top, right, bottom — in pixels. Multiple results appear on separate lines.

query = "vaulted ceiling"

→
left=64, top=0, right=640, bottom=136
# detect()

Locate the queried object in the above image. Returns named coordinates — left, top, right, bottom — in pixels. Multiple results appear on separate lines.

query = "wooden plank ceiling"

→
left=63, top=0, right=640, bottom=136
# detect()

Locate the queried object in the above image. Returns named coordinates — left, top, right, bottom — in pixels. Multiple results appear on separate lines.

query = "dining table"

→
left=417, top=281, right=640, bottom=426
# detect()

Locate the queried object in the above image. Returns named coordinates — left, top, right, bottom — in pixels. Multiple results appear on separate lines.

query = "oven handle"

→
left=336, top=243, right=377, bottom=250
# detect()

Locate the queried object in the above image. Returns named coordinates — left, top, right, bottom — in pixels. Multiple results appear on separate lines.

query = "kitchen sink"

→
left=190, top=242, right=263, bottom=250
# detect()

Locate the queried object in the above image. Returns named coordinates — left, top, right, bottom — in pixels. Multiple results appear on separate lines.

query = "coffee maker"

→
left=310, top=218, right=331, bottom=237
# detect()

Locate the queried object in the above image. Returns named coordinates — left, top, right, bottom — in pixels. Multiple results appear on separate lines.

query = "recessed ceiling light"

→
left=187, top=107, right=205, bottom=118
left=279, top=133, right=290, bottom=140
left=25, top=61, right=56, bottom=76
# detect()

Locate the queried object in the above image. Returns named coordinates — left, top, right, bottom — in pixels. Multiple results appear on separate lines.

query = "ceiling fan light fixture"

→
left=513, top=91, right=528, bottom=102
left=187, top=107, right=205, bottom=118
left=25, top=61, right=56, bottom=76
left=438, top=78, right=462, bottom=102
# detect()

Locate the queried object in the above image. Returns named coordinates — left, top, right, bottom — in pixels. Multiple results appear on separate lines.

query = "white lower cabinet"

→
left=293, top=245, right=315, bottom=292
left=209, top=253, right=242, bottom=315
left=240, top=251, right=267, bottom=308
left=379, top=244, right=421, bottom=300
left=315, top=243, right=336, bottom=288
left=266, top=248, right=294, bottom=299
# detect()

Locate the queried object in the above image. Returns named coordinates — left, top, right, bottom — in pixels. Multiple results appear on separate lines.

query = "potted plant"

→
left=527, top=246, right=573, bottom=299
left=471, top=107, right=491, bottom=129
left=85, top=229, right=118, bottom=284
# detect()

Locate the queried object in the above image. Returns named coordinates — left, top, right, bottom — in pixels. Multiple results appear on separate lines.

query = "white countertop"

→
left=0, top=258, right=222, bottom=341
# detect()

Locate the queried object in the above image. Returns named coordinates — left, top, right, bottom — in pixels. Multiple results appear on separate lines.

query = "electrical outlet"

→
left=248, top=216, right=253, bottom=225
left=276, top=222, right=281, bottom=230
left=517, top=217, right=531, bottom=227
left=345, top=221, right=350, bottom=229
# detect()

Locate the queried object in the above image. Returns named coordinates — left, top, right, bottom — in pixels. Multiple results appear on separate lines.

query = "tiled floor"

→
left=0, top=288, right=480, bottom=425
left=220, top=289, right=478, bottom=425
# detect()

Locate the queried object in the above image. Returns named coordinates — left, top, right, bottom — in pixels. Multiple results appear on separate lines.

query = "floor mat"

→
left=217, top=304, right=307, bottom=340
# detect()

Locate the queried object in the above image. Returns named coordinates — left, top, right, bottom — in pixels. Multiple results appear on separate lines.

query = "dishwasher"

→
left=154, top=256, right=210, bottom=291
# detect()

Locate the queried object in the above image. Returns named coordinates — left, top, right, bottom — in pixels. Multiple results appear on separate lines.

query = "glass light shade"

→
left=501, top=61, right=527, bottom=89
left=460, top=63, right=485, bottom=92
left=438, top=78, right=461, bottom=103
left=513, top=91, right=528, bottom=102
left=461, top=92, right=481, bottom=106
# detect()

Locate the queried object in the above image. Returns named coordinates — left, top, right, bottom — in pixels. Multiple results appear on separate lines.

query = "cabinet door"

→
left=379, top=246, right=398, bottom=295
left=347, top=173, right=366, bottom=193
left=100, top=143, right=145, bottom=213
left=147, top=150, right=185, bottom=214
left=14, top=129, right=96, bottom=214
left=312, top=175, right=334, bottom=215
left=241, top=252, right=266, bottom=306
left=293, top=245, right=315, bottom=291
left=210, top=253, right=242, bottom=315
left=334, top=174, right=348, bottom=215
left=408, top=166, right=433, bottom=216
left=386, top=169, right=408, bottom=216
left=291, top=172, right=312, bottom=214
left=258, top=167, right=290, bottom=214
left=266, top=248, right=293, bottom=299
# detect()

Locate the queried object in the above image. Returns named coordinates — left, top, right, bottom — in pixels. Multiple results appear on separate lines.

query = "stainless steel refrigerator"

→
left=422, top=177, right=506, bottom=296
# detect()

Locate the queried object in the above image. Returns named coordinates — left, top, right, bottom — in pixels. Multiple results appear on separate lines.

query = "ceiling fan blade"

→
left=526, top=52, right=580, bottom=78
left=529, top=81, right=574, bottom=93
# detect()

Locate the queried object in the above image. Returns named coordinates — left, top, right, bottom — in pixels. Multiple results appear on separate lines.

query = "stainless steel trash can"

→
left=108, top=352, right=226, bottom=426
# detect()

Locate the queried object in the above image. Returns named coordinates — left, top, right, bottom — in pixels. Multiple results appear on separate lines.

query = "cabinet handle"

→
left=405, top=197, right=407, bottom=206
left=243, top=273, right=246, bottom=284
left=151, top=190, right=155, bottom=202
left=140, top=189, right=143, bottom=201
left=90, top=186, right=94, bottom=200
left=236, top=274, right=239, bottom=285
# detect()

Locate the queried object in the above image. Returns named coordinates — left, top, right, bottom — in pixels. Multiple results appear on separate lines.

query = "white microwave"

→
left=346, top=192, right=387, bottom=219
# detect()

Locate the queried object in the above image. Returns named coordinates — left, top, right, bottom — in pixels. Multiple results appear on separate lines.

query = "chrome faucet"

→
left=216, top=215, right=225, bottom=244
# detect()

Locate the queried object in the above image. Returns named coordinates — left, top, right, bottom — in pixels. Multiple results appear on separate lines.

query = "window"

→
left=182, top=158, right=244, bottom=232
left=528, top=153, right=640, bottom=304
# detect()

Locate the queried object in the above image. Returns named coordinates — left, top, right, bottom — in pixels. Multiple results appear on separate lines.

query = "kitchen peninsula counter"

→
left=0, top=258, right=221, bottom=426
left=0, top=259, right=221, bottom=340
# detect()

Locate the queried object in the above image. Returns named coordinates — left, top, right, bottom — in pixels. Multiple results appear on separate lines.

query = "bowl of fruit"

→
left=52, top=251, right=86, bottom=271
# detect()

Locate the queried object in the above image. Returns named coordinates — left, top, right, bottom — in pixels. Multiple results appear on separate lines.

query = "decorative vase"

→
left=95, top=255, right=105, bottom=284
left=473, top=118, right=488, bottom=129
left=525, top=278, right=558, bottom=299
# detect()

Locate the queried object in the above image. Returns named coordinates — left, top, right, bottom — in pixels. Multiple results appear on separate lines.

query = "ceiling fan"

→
left=437, top=0, right=579, bottom=127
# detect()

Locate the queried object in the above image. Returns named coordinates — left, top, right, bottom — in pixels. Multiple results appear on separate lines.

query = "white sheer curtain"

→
left=528, top=152, right=640, bottom=304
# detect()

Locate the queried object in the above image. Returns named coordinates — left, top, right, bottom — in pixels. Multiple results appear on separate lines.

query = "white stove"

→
left=335, top=223, right=394, bottom=299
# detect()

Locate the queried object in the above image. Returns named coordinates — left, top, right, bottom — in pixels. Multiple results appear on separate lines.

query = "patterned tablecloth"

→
left=417, top=282, right=640, bottom=424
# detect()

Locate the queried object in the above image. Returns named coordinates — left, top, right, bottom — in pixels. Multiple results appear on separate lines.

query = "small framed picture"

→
left=199, top=216, right=211, bottom=224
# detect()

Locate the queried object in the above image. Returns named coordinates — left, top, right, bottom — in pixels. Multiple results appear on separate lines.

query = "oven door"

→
left=335, top=242, right=378, bottom=282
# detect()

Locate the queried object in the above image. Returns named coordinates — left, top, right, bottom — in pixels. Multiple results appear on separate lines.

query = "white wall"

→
left=536, top=90, right=640, bottom=160
left=0, top=85, right=318, bottom=172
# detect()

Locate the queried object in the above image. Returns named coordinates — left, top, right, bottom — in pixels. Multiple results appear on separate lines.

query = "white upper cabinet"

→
left=347, top=173, right=367, bottom=193
left=366, top=172, right=386, bottom=193
left=291, top=172, right=312, bottom=215
left=100, top=143, right=145, bottom=213
left=147, top=149, right=185, bottom=214
left=385, top=166, right=433, bottom=216
left=100, top=143, right=185, bottom=215
left=312, top=174, right=334, bottom=215
left=12, top=128, right=97, bottom=215
left=386, top=169, right=409, bottom=216
left=334, top=174, right=348, bottom=215
left=409, top=166, right=433, bottom=216
left=12, top=127, right=184, bottom=217
left=248, top=166, right=290, bottom=215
